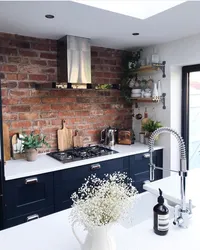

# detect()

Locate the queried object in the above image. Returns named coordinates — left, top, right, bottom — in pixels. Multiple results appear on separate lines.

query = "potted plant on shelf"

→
left=142, top=119, right=162, bottom=144
left=20, top=132, right=50, bottom=161
left=70, top=172, right=138, bottom=250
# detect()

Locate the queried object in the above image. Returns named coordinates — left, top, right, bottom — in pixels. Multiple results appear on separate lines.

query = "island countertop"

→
left=0, top=191, right=199, bottom=250
left=4, top=143, right=163, bottom=181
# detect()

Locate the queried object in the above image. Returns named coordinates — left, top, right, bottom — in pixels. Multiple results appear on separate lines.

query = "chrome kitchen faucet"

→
left=148, top=127, right=192, bottom=228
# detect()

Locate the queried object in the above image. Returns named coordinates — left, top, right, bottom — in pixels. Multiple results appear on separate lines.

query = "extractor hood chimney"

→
left=57, top=35, right=91, bottom=84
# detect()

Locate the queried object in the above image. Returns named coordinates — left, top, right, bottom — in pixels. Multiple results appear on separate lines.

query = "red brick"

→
left=29, top=74, right=47, bottom=81
left=1, top=89, right=8, bottom=97
left=20, top=97, right=41, bottom=104
left=51, top=104, right=70, bottom=111
left=41, top=68, right=55, bottom=74
left=58, top=97, right=76, bottom=103
left=40, top=52, right=56, bottom=59
left=1, top=81, right=17, bottom=88
left=9, top=89, right=30, bottom=97
left=11, top=121, right=31, bottom=129
left=8, top=57, right=21, bottom=63
left=18, top=82, right=35, bottom=88
left=33, top=120, right=50, bottom=127
left=2, top=98, right=19, bottom=105
left=42, top=128, right=57, bottom=134
left=75, top=111, right=90, bottom=116
left=41, top=97, right=58, bottom=104
left=19, top=50, right=38, bottom=57
left=0, top=47, right=17, bottom=56
left=6, top=73, right=17, bottom=80
left=48, top=74, right=57, bottom=81
left=31, top=104, right=51, bottom=112
left=17, top=74, right=28, bottom=80
left=31, top=90, right=50, bottom=97
left=19, top=113, right=39, bottom=120
left=1, top=65, right=18, bottom=72
left=2, top=105, right=9, bottom=113
left=47, top=60, right=57, bottom=67
left=30, top=59, right=47, bottom=66
left=10, top=105, right=30, bottom=112
left=3, top=113, right=18, bottom=121
left=51, top=120, right=63, bottom=126
left=40, top=112, right=57, bottom=118
left=31, top=43, right=50, bottom=51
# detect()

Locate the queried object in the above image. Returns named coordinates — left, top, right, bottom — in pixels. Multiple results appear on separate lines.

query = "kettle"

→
left=100, top=126, right=117, bottom=147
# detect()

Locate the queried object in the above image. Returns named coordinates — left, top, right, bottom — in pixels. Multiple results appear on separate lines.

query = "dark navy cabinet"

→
left=3, top=149, right=163, bottom=228
left=54, top=157, right=125, bottom=212
left=4, top=173, right=54, bottom=228
left=129, top=150, right=163, bottom=193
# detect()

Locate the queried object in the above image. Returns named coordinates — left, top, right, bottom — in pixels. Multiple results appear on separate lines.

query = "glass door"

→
left=182, top=65, right=200, bottom=169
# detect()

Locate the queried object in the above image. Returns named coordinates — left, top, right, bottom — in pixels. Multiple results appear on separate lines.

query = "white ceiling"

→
left=0, top=1, right=200, bottom=49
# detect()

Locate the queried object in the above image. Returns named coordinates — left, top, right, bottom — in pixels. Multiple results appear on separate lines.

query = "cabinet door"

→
left=5, top=206, right=54, bottom=229
left=54, top=158, right=124, bottom=212
left=4, top=173, right=54, bottom=219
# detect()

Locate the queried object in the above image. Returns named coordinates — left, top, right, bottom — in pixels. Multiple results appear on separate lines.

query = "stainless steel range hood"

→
left=57, top=35, right=91, bottom=84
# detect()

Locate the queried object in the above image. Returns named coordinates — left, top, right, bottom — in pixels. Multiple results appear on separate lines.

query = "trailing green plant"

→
left=20, top=132, right=50, bottom=151
left=142, top=119, right=162, bottom=133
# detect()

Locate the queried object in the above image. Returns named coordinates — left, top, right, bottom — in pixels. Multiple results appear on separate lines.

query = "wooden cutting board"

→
left=73, top=130, right=83, bottom=148
left=3, top=123, right=11, bottom=161
left=57, top=120, right=73, bottom=151
left=11, top=133, right=25, bottom=160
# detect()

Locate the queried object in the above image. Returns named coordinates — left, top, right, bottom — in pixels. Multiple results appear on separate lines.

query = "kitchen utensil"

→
left=118, top=130, right=132, bottom=145
left=11, top=133, right=25, bottom=160
left=57, top=120, right=73, bottom=151
left=100, top=127, right=117, bottom=146
left=3, top=123, right=11, bottom=161
left=73, top=130, right=83, bottom=148
left=136, top=108, right=142, bottom=120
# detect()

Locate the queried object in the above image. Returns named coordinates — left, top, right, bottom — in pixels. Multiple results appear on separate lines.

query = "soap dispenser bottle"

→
left=153, top=188, right=169, bottom=236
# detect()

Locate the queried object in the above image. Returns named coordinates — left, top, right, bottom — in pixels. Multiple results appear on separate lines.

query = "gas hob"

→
left=47, top=145, right=118, bottom=163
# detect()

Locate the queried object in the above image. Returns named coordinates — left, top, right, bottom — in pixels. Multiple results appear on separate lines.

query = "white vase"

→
left=157, top=80, right=162, bottom=97
left=152, top=82, right=158, bottom=98
left=72, top=222, right=116, bottom=250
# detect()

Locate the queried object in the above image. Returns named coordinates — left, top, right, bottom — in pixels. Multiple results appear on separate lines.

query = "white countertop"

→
left=144, top=168, right=200, bottom=207
left=4, top=143, right=163, bottom=181
left=0, top=191, right=199, bottom=250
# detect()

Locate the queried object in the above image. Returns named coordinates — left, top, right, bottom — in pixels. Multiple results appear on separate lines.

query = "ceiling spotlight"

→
left=132, top=33, right=139, bottom=36
left=45, top=14, right=55, bottom=19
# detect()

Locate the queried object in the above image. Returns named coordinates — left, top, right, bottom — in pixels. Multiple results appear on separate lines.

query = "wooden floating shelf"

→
left=131, top=97, right=159, bottom=103
left=129, top=61, right=166, bottom=78
left=131, top=93, right=167, bottom=109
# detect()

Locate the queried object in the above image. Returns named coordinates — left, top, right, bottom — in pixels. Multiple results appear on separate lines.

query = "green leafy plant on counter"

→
left=20, top=131, right=50, bottom=151
left=142, top=119, right=162, bottom=134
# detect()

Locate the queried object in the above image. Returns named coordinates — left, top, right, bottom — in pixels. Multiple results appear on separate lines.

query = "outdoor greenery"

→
left=20, top=132, right=50, bottom=151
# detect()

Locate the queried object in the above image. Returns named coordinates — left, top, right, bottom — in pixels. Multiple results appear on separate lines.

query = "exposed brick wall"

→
left=0, top=32, right=131, bottom=151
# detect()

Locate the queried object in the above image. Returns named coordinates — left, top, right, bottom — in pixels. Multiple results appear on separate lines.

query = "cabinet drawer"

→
left=134, top=171, right=150, bottom=182
left=4, top=173, right=54, bottom=219
left=54, top=158, right=125, bottom=212
left=5, top=206, right=54, bottom=229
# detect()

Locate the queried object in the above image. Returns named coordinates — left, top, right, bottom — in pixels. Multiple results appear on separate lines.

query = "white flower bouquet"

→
left=70, top=172, right=138, bottom=229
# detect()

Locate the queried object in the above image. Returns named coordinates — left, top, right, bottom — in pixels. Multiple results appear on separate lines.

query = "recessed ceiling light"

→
left=45, top=14, right=55, bottom=19
left=72, top=0, right=187, bottom=19
left=132, top=33, right=139, bottom=36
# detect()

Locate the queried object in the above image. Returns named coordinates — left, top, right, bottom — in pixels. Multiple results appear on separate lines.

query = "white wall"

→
left=135, top=33, right=200, bottom=175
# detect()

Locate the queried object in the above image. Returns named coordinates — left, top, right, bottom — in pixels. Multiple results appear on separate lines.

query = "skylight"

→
left=72, top=0, right=187, bottom=19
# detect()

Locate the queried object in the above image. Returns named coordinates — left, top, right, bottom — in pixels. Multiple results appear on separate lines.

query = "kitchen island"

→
left=0, top=188, right=199, bottom=250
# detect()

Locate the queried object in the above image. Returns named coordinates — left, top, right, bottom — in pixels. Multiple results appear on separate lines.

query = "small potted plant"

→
left=20, top=132, right=50, bottom=161
left=142, top=119, right=162, bottom=144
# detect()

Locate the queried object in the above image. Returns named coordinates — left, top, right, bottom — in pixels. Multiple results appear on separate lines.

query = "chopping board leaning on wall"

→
left=3, top=123, right=11, bottom=161
left=57, top=120, right=73, bottom=151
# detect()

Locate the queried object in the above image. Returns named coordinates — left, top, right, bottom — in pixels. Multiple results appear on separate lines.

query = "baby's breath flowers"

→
left=70, top=172, right=138, bottom=229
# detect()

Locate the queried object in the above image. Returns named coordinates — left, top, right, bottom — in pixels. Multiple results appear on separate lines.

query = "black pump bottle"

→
left=153, top=188, right=169, bottom=236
